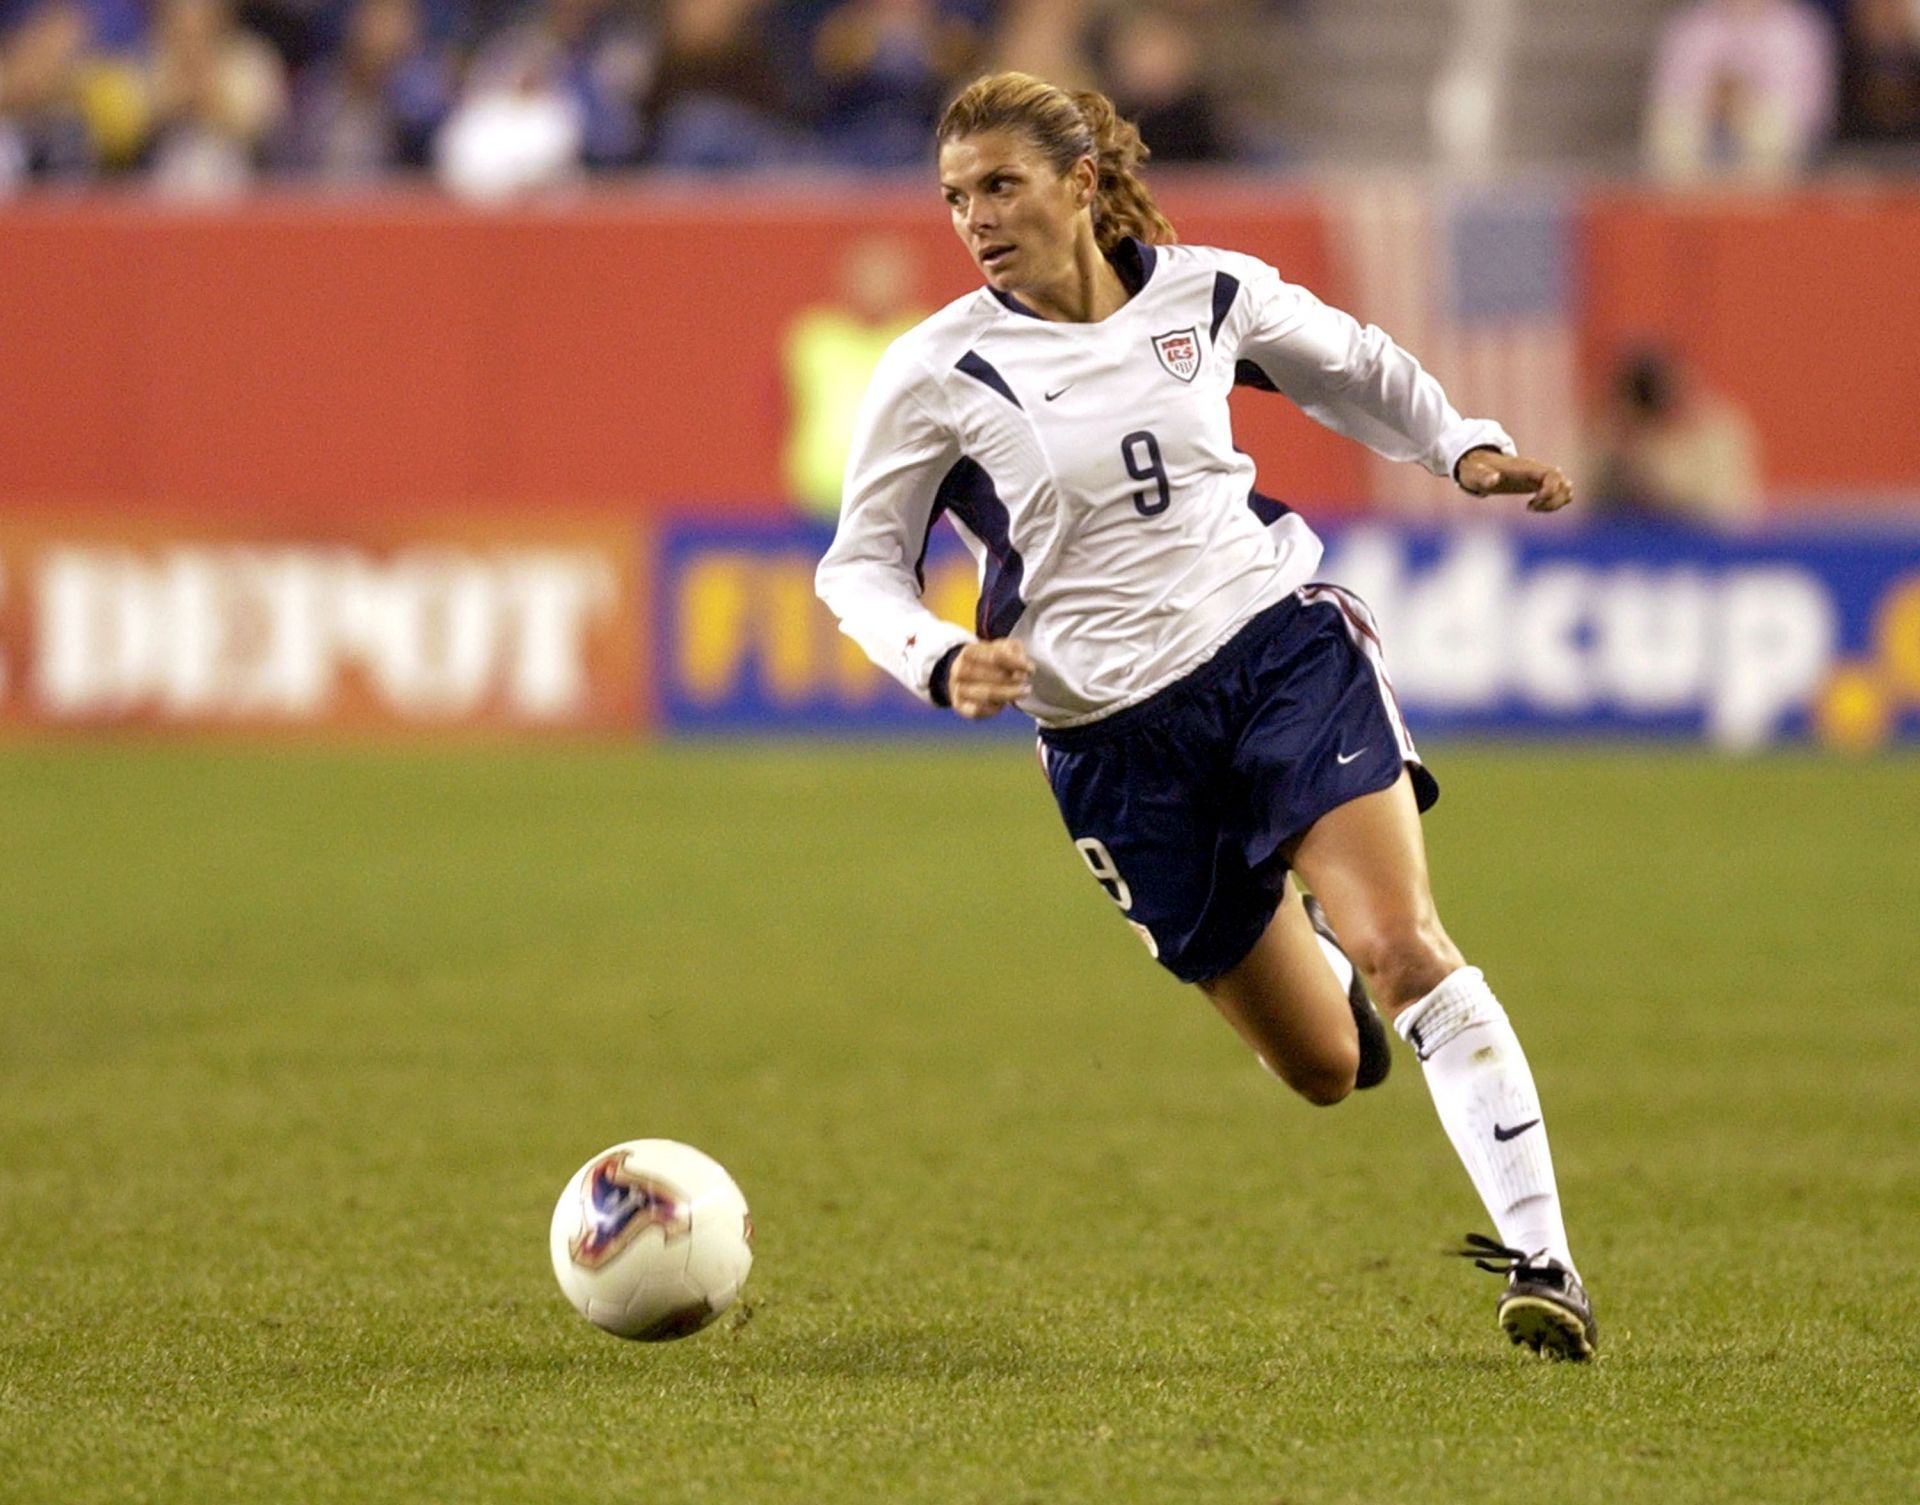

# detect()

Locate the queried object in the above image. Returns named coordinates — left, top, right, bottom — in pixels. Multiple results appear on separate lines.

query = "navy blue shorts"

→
left=1037, top=585, right=1438, bottom=985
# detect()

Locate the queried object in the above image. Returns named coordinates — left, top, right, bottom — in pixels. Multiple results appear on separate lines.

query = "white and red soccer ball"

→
left=549, top=1139, right=753, bottom=1341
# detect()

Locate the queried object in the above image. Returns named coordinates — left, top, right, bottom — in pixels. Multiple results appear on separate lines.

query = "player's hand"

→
left=1455, top=450, right=1574, bottom=513
left=949, top=638, right=1033, bottom=719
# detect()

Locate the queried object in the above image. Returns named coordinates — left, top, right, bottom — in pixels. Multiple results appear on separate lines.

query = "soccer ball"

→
left=549, top=1139, right=753, bottom=1341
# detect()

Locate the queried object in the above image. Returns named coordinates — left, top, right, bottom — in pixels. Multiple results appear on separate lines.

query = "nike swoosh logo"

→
left=1335, top=748, right=1367, bottom=766
left=1044, top=385, right=1072, bottom=401
left=1493, top=1118, right=1541, bottom=1142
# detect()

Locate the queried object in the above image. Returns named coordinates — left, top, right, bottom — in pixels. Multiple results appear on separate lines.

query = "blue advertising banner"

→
left=655, top=517, right=1920, bottom=749
left=657, top=519, right=1022, bottom=736
left=1320, top=521, right=1920, bottom=749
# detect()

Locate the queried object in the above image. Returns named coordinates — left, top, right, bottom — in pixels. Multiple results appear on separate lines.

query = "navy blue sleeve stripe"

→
left=1245, top=488, right=1294, bottom=526
left=1210, top=272, right=1240, bottom=342
left=934, top=457, right=1028, bottom=639
left=955, top=350, right=1022, bottom=409
left=912, top=500, right=944, bottom=591
left=1234, top=358, right=1280, bottom=393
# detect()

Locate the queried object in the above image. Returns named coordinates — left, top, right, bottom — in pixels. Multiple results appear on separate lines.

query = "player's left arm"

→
left=1226, top=259, right=1564, bottom=506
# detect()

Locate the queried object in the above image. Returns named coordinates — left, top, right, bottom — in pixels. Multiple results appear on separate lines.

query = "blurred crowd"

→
left=2, top=0, right=1917, bottom=195
left=0, top=0, right=1288, bottom=195
left=1646, top=0, right=1920, bottom=181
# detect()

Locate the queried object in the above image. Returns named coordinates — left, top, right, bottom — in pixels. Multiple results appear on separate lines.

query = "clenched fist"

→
left=948, top=638, right=1033, bottom=719
left=1456, top=450, right=1574, bottom=513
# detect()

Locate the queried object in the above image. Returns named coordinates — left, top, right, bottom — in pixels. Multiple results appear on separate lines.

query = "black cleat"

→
left=1453, top=1233, right=1598, bottom=1361
left=1302, top=892, right=1391, bottom=1089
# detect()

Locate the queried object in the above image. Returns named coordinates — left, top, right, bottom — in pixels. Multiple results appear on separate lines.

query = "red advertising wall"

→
left=1580, top=186, right=1920, bottom=504
left=7, top=187, right=1917, bottom=519
left=0, top=186, right=1351, bottom=519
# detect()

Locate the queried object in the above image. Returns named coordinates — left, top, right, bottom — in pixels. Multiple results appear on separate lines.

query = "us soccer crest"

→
left=1152, top=327, right=1201, bottom=383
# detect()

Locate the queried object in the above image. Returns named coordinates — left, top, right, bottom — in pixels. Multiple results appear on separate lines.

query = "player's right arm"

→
left=945, top=638, right=1032, bottom=720
left=815, top=344, right=980, bottom=707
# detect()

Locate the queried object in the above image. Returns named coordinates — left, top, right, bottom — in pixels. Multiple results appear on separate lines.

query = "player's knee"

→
left=1296, top=1063, right=1356, bottom=1107
left=1344, top=913, right=1461, bottom=1012
left=1261, top=1041, right=1358, bottom=1107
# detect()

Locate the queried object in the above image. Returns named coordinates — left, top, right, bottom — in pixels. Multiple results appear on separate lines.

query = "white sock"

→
left=1394, top=965, right=1574, bottom=1274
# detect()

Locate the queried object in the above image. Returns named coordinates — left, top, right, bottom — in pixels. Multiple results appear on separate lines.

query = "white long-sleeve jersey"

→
left=814, top=239, right=1513, bottom=728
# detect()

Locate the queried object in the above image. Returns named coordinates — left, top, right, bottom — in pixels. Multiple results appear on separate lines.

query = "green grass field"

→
left=1, top=743, right=1916, bottom=1504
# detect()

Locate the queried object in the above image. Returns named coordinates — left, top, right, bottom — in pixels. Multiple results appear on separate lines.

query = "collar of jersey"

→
left=987, top=237, right=1157, bottom=321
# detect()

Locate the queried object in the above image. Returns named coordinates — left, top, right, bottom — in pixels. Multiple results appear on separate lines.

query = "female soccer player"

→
left=815, top=72, right=1596, bottom=1360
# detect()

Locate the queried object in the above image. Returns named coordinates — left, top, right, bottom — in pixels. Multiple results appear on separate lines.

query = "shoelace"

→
left=1450, top=1231, right=1552, bottom=1275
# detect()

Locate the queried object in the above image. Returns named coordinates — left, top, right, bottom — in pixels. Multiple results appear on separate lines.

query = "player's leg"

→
left=1038, top=660, right=1385, bottom=1112
left=1282, top=772, right=1461, bottom=1012
left=1196, top=879, right=1361, bottom=1106
left=1285, top=772, right=1595, bottom=1357
left=1284, top=770, right=1568, bottom=1256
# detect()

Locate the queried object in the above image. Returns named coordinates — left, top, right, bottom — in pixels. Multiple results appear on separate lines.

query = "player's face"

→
left=938, top=130, right=1092, bottom=294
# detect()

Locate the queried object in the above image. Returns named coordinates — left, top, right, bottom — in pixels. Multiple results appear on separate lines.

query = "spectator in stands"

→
left=1644, top=0, right=1838, bottom=183
left=282, top=0, right=452, bottom=176
left=0, top=0, right=141, bottom=51
left=1836, top=0, right=1920, bottom=144
left=538, top=0, right=653, bottom=167
left=806, top=0, right=982, bottom=168
left=434, top=23, right=583, bottom=197
left=236, top=0, right=334, bottom=74
left=986, top=0, right=1099, bottom=89
left=1587, top=347, right=1762, bottom=525
left=1101, top=3, right=1236, bottom=162
left=0, top=0, right=95, bottom=185
left=143, top=0, right=289, bottom=194
left=644, top=0, right=798, bottom=168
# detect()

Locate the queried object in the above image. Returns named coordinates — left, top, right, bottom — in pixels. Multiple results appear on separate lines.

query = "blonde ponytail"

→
left=1068, top=88, right=1177, bottom=253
